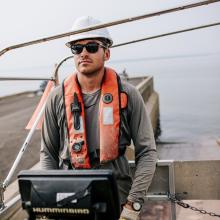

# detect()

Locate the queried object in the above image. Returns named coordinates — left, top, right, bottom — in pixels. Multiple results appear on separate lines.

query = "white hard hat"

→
left=66, top=16, right=113, bottom=47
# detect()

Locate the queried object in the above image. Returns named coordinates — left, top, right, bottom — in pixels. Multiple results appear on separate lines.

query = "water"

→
left=153, top=71, right=220, bottom=143
left=0, top=80, right=40, bottom=97
left=1, top=70, right=220, bottom=143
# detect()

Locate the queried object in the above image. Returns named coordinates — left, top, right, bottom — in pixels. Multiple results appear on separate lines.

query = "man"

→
left=40, top=16, right=157, bottom=220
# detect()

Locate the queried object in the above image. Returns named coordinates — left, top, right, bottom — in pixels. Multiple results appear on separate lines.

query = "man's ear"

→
left=104, top=48, right=110, bottom=61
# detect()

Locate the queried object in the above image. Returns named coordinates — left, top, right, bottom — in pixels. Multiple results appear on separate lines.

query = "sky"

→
left=0, top=0, right=220, bottom=80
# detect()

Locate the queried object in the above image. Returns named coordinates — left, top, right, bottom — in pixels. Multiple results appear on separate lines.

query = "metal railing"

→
left=0, top=0, right=219, bottom=57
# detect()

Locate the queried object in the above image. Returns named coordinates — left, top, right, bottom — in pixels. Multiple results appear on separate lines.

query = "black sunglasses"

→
left=70, top=42, right=107, bottom=55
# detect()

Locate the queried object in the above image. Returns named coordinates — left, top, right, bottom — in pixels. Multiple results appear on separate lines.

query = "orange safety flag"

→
left=26, top=80, right=55, bottom=130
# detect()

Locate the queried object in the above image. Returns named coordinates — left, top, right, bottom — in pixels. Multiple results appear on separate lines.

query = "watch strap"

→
left=126, top=200, right=142, bottom=211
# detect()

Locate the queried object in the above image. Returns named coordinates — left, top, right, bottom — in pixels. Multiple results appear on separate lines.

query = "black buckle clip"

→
left=71, top=93, right=82, bottom=130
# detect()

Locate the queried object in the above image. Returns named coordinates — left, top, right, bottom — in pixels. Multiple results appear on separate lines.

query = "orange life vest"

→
left=63, top=67, right=127, bottom=169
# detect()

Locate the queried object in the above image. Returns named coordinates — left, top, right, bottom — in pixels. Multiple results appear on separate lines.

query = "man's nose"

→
left=80, top=46, right=89, bottom=55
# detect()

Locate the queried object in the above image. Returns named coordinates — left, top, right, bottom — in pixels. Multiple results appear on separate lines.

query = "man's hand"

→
left=124, top=203, right=133, bottom=210
left=119, top=206, right=140, bottom=220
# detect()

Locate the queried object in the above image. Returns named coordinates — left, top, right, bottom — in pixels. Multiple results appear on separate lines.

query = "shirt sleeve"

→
left=40, top=88, right=61, bottom=170
left=126, top=85, right=157, bottom=202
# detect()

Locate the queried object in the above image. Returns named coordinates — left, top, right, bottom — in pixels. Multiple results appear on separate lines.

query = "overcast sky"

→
left=0, top=0, right=220, bottom=79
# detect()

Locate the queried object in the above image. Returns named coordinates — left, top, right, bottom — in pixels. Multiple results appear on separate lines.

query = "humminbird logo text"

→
left=33, top=208, right=90, bottom=214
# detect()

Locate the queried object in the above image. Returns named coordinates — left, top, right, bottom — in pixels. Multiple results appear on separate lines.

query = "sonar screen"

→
left=18, top=169, right=120, bottom=220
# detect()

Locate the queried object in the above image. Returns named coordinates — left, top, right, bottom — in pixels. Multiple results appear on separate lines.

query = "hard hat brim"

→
left=65, top=34, right=113, bottom=48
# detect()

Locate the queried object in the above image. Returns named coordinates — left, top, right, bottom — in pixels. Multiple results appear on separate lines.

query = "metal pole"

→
left=0, top=0, right=219, bottom=57
left=2, top=100, right=47, bottom=189
left=0, top=183, right=4, bottom=211
left=112, top=22, right=220, bottom=48
left=158, top=160, right=176, bottom=220
left=0, top=77, right=51, bottom=81
left=54, top=55, right=73, bottom=78
left=169, top=162, right=176, bottom=220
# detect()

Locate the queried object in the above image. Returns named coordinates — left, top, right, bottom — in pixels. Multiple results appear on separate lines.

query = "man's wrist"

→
left=125, top=200, right=143, bottom=212
left=120, top=205, right=141, bottom=220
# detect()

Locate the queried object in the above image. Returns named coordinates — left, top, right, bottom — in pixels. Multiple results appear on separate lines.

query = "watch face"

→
left=132, top=202, right=142, bottom=211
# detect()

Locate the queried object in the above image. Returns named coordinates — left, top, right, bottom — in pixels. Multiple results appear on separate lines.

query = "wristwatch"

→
left=126, top=200, right=142, bottom=211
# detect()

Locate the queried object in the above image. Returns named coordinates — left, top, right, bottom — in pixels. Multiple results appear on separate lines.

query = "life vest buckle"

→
left=71, top=93, right=82, bottom=130
left=71, top=99, right=81, bottom=114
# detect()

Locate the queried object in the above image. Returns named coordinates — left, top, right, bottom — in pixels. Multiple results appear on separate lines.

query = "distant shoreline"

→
left=0, top=91, right=36, bottom=101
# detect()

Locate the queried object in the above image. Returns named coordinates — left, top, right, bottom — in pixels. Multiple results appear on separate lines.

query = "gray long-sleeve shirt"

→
left=40, top=75, right=157, bottom=205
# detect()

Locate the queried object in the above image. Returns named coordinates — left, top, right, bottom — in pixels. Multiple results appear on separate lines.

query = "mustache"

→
left=78, top=59, right=92, bottom=64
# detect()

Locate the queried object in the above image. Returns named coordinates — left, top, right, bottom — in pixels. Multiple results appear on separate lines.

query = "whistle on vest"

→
left=71, top=93, right=82, bottom=130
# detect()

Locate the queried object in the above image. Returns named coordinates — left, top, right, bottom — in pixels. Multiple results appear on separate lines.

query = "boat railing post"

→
left=0, top=183, right=5, bottom=211
left=169, top=161, right=176, bottom=220
left=158, top=160, right=176, bottom=219
left=2, top=101, right=47, bottom=190
left=147, top=160, right=176, bottom=220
